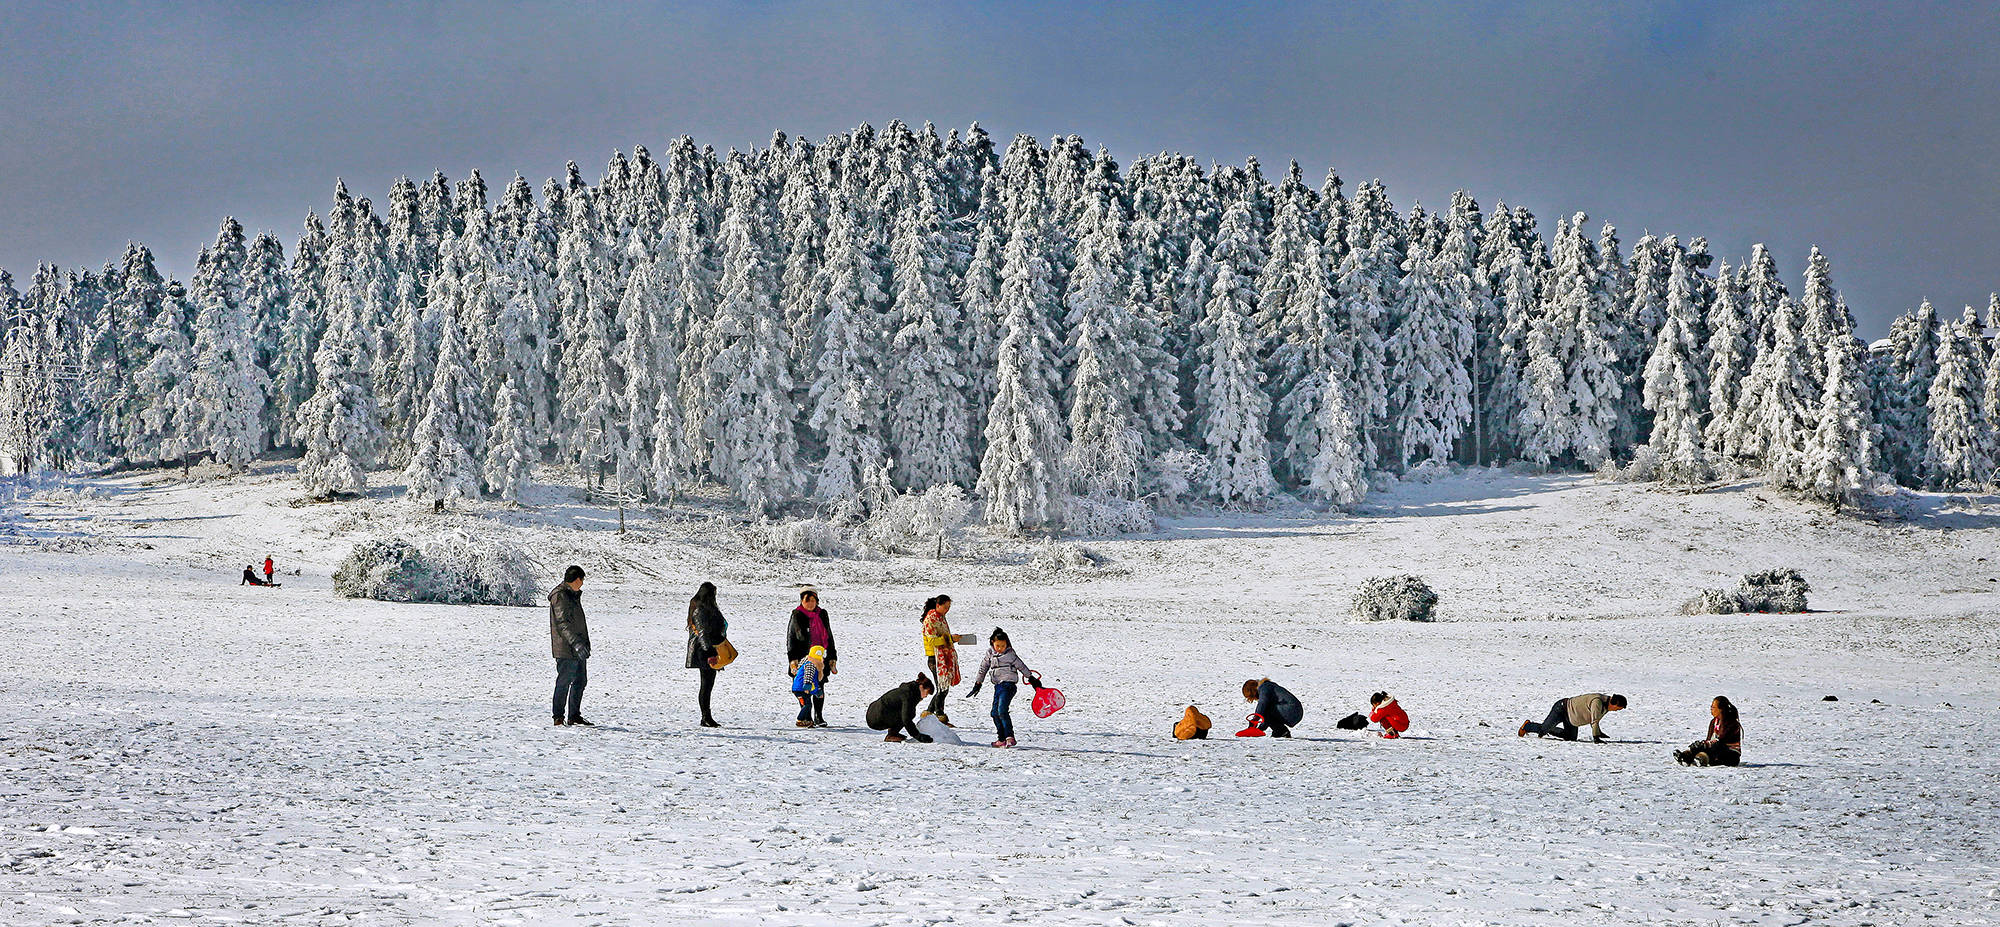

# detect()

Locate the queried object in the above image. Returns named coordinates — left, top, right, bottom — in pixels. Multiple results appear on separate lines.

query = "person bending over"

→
left=866, top=674, right=936, bottom=743
left=1238, top=678, right=1305, bottom=738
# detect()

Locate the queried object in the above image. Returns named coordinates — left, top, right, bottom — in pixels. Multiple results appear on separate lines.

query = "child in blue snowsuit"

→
left=791, top=646, right=826, bottom=727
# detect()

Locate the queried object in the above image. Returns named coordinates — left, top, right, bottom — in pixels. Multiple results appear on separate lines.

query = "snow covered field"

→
left=3, top=464, right=1998, bottom=925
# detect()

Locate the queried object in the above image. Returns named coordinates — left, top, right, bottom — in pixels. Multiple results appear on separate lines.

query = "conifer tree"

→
left=886, top=192, right=973, bottom=490
left=614, top=242, right=669, bottom=497
left=1386, top=219, right=1474, bottom=468
left=403, top=308, right=483, bottom=504
left=1702, top=262, right=1753, bottom=455
left=958, top=169, right=1006, bottom=458
left=1486, top=242, right=1541, bottom=463
left=1924, top=308, right=1994, bottom=488
left=1304, top=374, right=1366, bottom=506
left=240, top=233, right=290, bottom=449
left=1061, top=195, right=1152, bottom=498
left=1332, top=209, right=1396, bottom=470
left=135, top=279, right=198, bottom=466
left=976, top=206, right=1066, bottom=532
left=1519, top=215, right=1620, bottom=467
left=806, top=189, right=889, bottom=503
left=271, top=213, right=328, bottom=449
left=190, top=219, right=267, bottom=470
left=1642, top=251, right=1709, bottom=485
left=1799, top=335, right=1877, bottom=507
left=1739, top=297, right=1816, bottom=485
left=554, top=192, right=622, bottom=478
left=1194, top=201, right=1278, bottom=504
left=484, top=379, right=534, bottom=504
left=1797, top=245, right=1852, bottom=389
left=1741, top=243, right=1788, bottom=353
left=707, top=155, right=799, bottom=515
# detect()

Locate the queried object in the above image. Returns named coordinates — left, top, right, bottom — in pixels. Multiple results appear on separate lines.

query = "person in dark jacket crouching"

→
left=548, top=565, right=592, bottom=726
left=1238, top=678, right=1305, bottom=737
left=1675, top=696, right=1742, bottom=767
left=866, top=674, right=935, bottom=743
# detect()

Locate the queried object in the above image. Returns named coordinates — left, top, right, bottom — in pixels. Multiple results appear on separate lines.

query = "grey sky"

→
left=3, top=0, right=1995, bottom=336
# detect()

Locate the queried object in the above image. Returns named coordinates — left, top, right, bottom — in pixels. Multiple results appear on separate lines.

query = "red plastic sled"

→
left=1030, top=679, right=1065, bottom=718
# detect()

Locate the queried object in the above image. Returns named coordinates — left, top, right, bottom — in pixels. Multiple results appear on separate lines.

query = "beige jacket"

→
left=1567, top=693, right=1610, bottom=738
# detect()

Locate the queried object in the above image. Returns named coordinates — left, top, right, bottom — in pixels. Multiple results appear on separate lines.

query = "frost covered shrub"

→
left=333, top=532, right=540, bottom=606
left=1602, top=445, right=1660, bottom=484
left=1062, top=495, right=1155, bottom=536
left=860, top=485, right=974, bottom=557
left=1028, top=540, right=1108, bottom=573
left=1149, top=450, right=1210, bottom=513
left=755, top=517, right=851, bottom=558
left=1352, top=574, right=1439, bottom=622
left=1681, top=568, right=1810, bottom=615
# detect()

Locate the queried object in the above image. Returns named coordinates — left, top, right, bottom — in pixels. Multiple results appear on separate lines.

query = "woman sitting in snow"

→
left=1675, top=696, right=1742, bottom=767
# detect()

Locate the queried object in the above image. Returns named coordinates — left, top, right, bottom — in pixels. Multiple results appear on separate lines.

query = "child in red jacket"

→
left=1369, top=692, right=1409, bottom=739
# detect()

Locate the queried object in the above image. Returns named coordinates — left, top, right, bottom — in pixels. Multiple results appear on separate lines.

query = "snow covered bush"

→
left=1028, top=540, right=1109, bottom=574
left=1600, top=445, right=1659, bottom=484
left=1681, top=568, right=1810, bottom=615
left=332, top=532, right=540, bottom=606
left=754, top=516, right=852, bottom=559
left=1149, top=450, right=1209, bottom=514
left=1352, top=574, right=1440, bottom=622
left=859, top=485, right=974, bottom=557
left=1061, top=495, right=1155, bottom=536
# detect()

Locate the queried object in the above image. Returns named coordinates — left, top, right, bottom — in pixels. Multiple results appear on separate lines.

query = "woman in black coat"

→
left=785, top=589, right=837, bottom=727
left=686, top=582, right=727, bottom=727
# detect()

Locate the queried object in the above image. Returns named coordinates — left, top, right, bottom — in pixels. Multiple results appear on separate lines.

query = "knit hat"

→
left=807, top=646, right=826, bottom=663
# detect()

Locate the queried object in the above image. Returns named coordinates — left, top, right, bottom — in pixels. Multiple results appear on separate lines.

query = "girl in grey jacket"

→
left=965, top=627, right=1037, bottom=748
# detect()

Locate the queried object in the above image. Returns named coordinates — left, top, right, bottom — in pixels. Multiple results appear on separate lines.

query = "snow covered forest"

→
left=3, top=121, right=1998, bottom=527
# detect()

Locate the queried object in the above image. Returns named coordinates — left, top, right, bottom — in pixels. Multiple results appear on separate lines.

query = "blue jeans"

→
left=1522, top=699, right=1577, bottom=740
left=990, top=681, right=1018, bottom=740
left=553, top=658, right=587, bottom=721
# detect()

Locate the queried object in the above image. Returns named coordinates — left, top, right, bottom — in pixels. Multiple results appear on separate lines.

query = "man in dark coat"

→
left=549, top=565, right=591, bottom=726
left=866, top=675, right=935, bottom=743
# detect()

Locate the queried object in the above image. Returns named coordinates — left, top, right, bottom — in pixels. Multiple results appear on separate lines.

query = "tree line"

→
left=2, top=121, right=1997, bottom=527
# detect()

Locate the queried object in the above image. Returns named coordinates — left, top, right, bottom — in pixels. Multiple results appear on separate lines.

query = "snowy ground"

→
left=2, top=463, right=1998, bottom=925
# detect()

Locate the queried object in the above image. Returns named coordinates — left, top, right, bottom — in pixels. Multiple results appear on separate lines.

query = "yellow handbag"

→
left=711, top=639, right=738, bottom=670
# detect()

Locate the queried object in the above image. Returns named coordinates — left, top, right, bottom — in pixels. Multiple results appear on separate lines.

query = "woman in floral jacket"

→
left=920, top=595, right=960, bottom=725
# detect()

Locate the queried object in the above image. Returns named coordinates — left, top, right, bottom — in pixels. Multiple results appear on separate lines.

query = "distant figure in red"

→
left=1369, top=692, right=1409, bottom=739
left=263, top=556, right=275, bottom=585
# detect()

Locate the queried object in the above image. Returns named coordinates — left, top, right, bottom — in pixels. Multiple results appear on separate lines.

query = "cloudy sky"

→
left=3, top=0, right=1995, bottom=335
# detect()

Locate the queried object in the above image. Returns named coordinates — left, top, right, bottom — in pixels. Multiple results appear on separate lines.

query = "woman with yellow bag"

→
left=920, top=595, right=972, bottom=726
left=687, top=581, right=731, bottom=728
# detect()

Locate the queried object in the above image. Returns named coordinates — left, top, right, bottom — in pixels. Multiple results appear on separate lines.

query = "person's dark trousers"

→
left=1257, top=712, right=1292, bottom=737
left=553, top=657, right=587, bottom=723
left=811, top=695, right=825, bottom=725
left=698, top=666, right=717, bottom=723
left=1523, top=698, right=1576, bottom=740
left=990, top=681, right=1018, bottom=740
left=927, top=656, right=950, bottom=716
left=1688, top=740, right=1741, bottom=766
left=796, top=695, right=813, bottom=723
